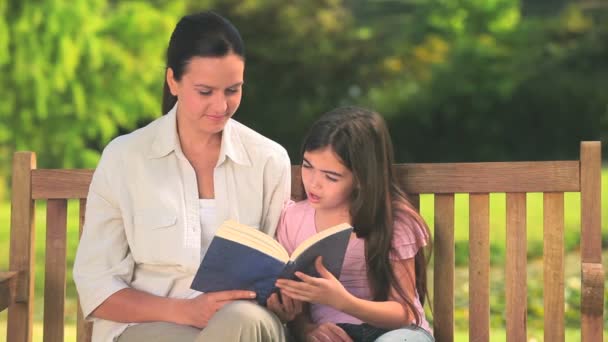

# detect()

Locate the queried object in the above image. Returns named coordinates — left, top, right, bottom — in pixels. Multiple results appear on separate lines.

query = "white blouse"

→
left=199, top=199, right=218, bottom=259
left=73, top=103, right=291, bottom=342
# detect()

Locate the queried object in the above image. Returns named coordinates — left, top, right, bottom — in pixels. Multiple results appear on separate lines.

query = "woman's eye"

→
left=302, top=162, right=311, bottom=168
left=326, top=176, right=338, bottom=182
left=198, top=90, right=212, bottom=96
left=226, top=88, right=239, bottom=94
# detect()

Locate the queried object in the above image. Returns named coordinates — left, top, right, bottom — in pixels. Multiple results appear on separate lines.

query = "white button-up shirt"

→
left=73, top=105, right=291, bottom=341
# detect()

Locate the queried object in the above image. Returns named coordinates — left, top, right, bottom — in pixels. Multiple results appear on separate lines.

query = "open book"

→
left=190, top=220, right=353, bottom=305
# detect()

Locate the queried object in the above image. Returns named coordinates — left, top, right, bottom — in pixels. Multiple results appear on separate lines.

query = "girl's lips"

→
left=308, top=192, right=320, bottom=203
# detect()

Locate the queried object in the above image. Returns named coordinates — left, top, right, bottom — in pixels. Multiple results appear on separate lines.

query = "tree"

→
left=0, top=1, right=183, bottom=197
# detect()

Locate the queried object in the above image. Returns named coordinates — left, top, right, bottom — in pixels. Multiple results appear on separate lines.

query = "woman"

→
left=73, top=11, right=291, bottom=342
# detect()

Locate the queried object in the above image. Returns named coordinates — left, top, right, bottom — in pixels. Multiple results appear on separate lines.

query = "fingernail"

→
left=250, top=292, right=256, bottom=298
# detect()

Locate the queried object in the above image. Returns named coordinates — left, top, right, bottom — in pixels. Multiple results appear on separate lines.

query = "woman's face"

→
left=167, top=53, right=244, bottom=136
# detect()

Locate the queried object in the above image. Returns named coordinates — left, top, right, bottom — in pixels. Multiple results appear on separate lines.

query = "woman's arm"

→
left=93, top=288, right=256, bottom=328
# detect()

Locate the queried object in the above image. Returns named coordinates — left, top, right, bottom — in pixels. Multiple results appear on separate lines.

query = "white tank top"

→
left=199, top=199, right=218, bottom=259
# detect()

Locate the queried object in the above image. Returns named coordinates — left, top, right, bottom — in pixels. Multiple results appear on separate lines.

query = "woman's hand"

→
left=266, top=291, right=303, bottom=322
left=275, top=256, right=353, bottom=310
left=305, top=322, right=353, bottom=342
left=175, top=290, right=256, bottom=328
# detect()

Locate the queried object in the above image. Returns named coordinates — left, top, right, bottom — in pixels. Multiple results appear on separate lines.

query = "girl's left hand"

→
left=275, top=256, right=353, bottom=310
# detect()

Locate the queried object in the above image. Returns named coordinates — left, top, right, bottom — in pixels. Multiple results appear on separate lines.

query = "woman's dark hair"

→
left=301, top=106, right=432, bottom=325
left=162, top=11, right=245, bottom=114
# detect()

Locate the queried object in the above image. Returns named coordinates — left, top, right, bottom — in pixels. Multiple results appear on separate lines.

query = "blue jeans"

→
left=374, top=325, right=434, bottom=342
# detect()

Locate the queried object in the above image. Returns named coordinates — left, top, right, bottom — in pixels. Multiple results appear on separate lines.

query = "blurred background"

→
left=0, top=0, right=607, bottom=194
left=0, top=0, right=607, bottom=340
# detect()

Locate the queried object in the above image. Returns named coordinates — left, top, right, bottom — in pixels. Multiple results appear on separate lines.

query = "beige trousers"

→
left=117, top=300, right=288, bottom=342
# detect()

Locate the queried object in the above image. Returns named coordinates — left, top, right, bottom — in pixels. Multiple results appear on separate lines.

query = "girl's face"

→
left=167, top=53, right=244, bottom=136
left=301, top=147, right=355, bottom=212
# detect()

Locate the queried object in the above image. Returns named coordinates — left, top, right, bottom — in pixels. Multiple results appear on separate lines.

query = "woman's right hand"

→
left=305, top=322, right=353, bottom=342
left=175, top=290, right=256, bottom=328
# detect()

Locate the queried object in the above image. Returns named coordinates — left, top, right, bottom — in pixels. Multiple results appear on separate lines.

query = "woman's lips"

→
left=205, top=114, right=226, bottom=121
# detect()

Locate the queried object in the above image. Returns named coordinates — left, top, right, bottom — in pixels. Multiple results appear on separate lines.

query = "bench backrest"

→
left=3, top=141, right=604, bottom=342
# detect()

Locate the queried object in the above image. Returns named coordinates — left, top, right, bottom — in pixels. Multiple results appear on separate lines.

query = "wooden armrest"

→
left=0, top=271, right=18, bottom=312
left=581, top=262, right=604, bottom=316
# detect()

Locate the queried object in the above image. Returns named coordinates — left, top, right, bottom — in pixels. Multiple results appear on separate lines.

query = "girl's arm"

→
left=339, top=257, right=417, bottom=328
left=276, top=257, right=416, bottom=330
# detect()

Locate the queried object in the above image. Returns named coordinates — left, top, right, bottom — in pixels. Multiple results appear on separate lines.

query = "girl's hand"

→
left=305, top=322, right=353, bottom=342
left=275, top=256, right=353, bottom=310
left=266, top=291, right=303, bottom=322
left=175, top=290, right=256, bottom=328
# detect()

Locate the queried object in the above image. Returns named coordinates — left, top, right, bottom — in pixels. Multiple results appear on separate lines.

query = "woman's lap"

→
left=117, top=300, right=287, bottom=342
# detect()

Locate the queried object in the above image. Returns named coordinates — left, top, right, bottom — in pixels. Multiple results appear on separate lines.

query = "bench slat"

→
left=396, top=161, right=580, bottom=194
left=8, top=152, right=36, bottom=342
left=469, top=194, right=490, bottom=342
left=290, top=166, right=305, bottom=201
left=77, top=199, right=93, bottom=342
left=506, top=193, right=527, bottom=341
left=29, top=161, right=582, bottom=199
left=543, top=192, right=565, bottom=342
left=43, top=199, right=68, bottom=342
left=433, top=194, right=455, bottom=342
left=31, top=169, right=93, bottom=200
left=580, top=142, right=603, bottom=342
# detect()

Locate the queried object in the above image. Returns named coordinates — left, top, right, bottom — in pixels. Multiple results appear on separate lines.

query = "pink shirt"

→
left=276, top=201, right=431, bottom=333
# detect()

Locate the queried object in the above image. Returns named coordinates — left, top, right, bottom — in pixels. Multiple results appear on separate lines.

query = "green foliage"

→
left=0, top=1, right=184, bottom=197
left=361, top=1, right=608, bottom=163
left=1, top=1, right=607, bottom=187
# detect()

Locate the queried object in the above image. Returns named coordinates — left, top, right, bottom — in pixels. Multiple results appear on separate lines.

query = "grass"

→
left=0, top=318, right=605, bottom=342
left=0, top=169, right=607, bottom=340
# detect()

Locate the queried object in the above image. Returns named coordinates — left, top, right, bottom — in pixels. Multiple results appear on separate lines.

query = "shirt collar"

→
left=147, top=103, right=179, bottom=159
left=217, top=118, right=252, bottom=167
left=148, top=102, right=252, bottom=167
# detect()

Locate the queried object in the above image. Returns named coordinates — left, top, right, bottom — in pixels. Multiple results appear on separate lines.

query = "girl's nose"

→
left=310, top=172, right=321, bottom=189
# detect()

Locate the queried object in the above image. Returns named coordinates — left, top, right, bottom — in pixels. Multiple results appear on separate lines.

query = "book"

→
left=190, top=219, right=353, bottom=305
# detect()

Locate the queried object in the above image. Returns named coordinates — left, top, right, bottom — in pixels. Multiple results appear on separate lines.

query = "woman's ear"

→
left=166, top=68, right=178, bottom=96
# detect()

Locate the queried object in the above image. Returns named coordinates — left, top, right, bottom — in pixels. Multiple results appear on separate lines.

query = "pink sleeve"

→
left=276, top=200, right=297, bottom=254
left=389, top=213, right=429, bottom=261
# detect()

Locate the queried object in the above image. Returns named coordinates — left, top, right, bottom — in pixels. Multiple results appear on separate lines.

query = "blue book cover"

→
left=191, top=220, right=353, bottom=305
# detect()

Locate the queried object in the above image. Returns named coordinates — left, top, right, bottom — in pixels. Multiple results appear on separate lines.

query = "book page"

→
left=215, top=220, right=290, bottom=262
left=291, top=223, right=353, bottom=259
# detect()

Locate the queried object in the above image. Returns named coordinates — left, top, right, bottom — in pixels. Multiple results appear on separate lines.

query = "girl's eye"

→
left=226, top=88, right=239, bottom=94
left=198, top=90, right=212, bottom=96
left=326, top=175, right=338, bottom=182
left=302, top=162, right=311, bottom=168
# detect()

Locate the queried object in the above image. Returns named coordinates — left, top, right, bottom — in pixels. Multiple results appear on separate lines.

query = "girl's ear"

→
left=166, top=68, right=178, bottom=96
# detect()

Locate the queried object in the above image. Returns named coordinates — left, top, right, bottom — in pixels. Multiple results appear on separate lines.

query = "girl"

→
left=274, top=106, right=434, bottom=342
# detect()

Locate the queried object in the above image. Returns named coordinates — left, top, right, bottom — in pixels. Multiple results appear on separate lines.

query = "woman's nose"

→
left=210, top=95, right=228, bottom=114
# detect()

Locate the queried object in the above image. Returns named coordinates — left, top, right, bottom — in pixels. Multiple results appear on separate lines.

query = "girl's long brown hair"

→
left=301, top=106, right=432, bottom=325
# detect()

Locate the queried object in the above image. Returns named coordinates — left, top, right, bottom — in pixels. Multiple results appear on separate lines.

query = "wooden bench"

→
left=1, top=141, right=604, bottom=342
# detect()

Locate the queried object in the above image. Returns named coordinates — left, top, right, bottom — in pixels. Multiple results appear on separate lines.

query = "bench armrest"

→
left=0, top=271, right=18, bottom=312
